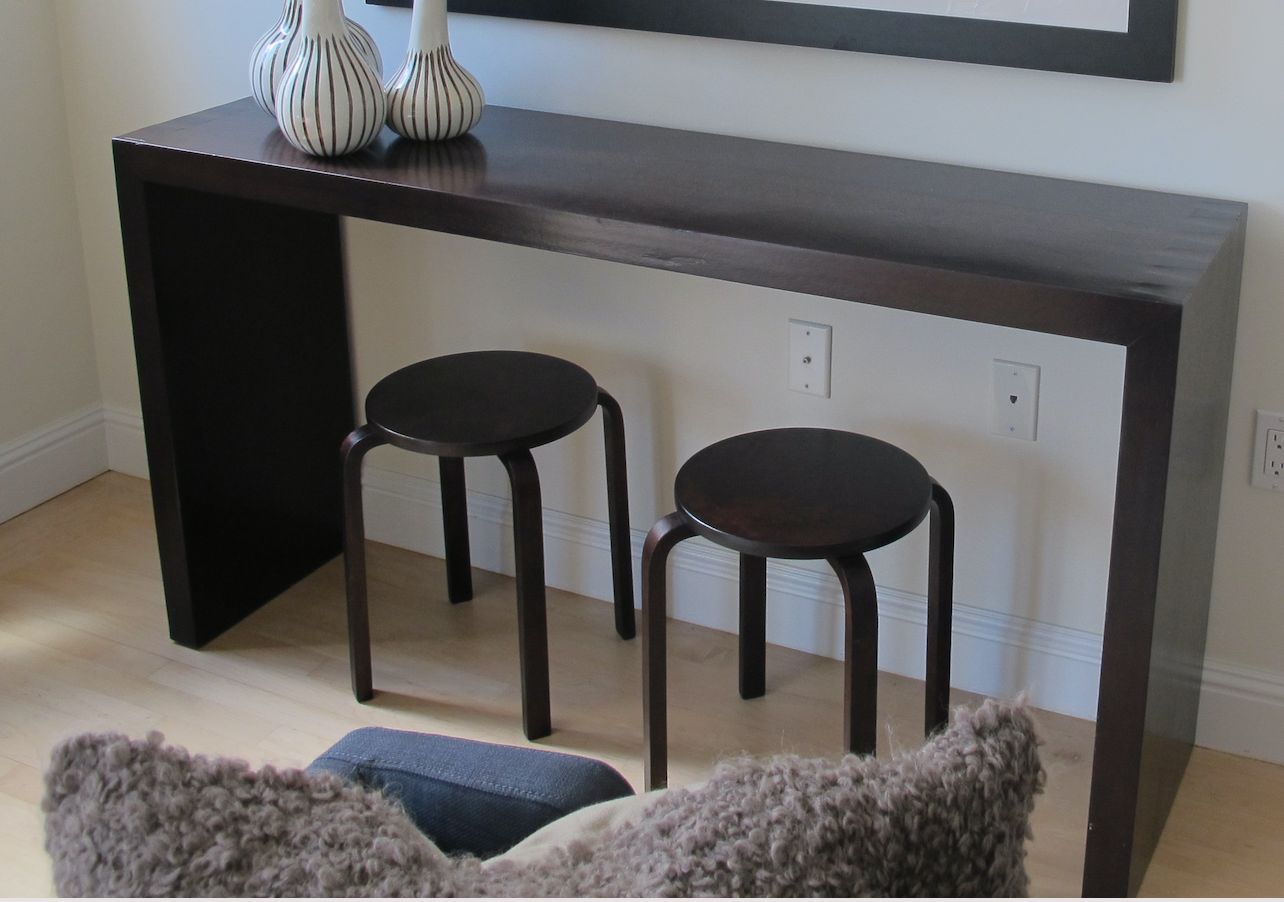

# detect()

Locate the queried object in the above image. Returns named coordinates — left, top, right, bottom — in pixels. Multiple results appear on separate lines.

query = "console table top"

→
left=117, top=99, right=1244, bottom=339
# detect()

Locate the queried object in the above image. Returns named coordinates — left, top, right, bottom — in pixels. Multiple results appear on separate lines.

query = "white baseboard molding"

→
left=1197, top=660, right=1284, bottom=765
left=362, top=465, right=1106, bottom=721
left=103, top=404, right=149, bottom=479
left=0, top=404, right=109, bottom=524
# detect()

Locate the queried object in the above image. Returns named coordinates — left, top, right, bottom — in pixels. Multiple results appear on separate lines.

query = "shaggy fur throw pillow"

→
left=43, top=699, right=1043, bottom=897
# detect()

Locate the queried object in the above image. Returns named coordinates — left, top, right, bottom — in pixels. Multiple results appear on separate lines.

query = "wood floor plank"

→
left=0, top=799, right=55, bottom=897
left=1137, top=746, right=1284, bottom=897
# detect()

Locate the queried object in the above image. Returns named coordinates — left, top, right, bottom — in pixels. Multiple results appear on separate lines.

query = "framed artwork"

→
left=367, top=0, right=1179, bottom=82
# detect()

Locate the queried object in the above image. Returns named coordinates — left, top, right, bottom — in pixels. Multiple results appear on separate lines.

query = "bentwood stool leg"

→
left=642, top=512, right=696, bottom=791
left=342, top=424, right=387, bottom=702
left=739, top=554, right=768, bottom=700
left=500, top=449, right=552, bottom=741
left=439, top=456, right=473, bottom=604
left=926, top=479, right=956, bottom=736
left=830, top=553, right=880, bottom=756
left=597, top=388, right=636, bottom=640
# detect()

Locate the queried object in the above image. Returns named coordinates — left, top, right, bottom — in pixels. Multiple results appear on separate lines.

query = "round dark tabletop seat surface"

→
left=674, top=428, right=933, bottom=559
left=364, top=350, right=600, bottom=458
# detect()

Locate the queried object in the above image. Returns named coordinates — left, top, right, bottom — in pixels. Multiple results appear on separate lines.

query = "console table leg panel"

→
left=117, top=178, right=354, bottom=647
left=1084, top=323, right=1180, bottom=897
left=1085, top=201, right=1245, bottom=896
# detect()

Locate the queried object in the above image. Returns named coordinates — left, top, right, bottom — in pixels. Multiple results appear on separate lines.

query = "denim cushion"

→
left=306, top=727, right=634, bottom=858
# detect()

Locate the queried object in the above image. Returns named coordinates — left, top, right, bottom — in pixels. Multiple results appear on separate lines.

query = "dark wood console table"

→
left=114, top=98, right=1246, bottom=896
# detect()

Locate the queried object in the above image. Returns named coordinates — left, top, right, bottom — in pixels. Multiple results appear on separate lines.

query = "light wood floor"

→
left=1, top=473, right=1282, bottom=896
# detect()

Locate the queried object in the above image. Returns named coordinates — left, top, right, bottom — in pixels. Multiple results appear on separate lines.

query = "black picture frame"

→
left=367, top=0, right=1178, bottom=82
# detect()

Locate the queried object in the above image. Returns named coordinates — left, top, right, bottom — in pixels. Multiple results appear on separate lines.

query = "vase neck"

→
left=409, top=0, right=450, bottom=52
left=269, top=0, right=301, bottom=32
left=300, top=0, right=347, bottom=37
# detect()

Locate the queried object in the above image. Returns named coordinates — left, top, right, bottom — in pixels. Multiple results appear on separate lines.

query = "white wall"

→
left=0, top=1, right=103, bottom=522
left=24, top=0, right=1284, bottom=758
left=0, top=1, right=96, bottom=438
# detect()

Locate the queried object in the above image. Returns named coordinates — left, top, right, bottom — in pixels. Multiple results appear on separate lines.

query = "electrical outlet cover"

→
left=1251, top=410, right=1284, bottom=490
left=788, top=319, right=831, bottom=398
left=990, top=360, right=1040, bottom=441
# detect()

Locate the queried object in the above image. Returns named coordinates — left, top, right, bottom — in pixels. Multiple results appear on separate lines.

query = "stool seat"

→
left=365, top=351, right=600, bottom=457
left=676, top=429, right=932, bottom=559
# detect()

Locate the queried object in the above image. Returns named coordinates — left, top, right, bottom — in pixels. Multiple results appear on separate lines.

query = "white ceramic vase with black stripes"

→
left=384, top=0, right=484, bottom=142
left=249, top=0, right=383, bottom=119
left=274, top=0, right=387, bottom=156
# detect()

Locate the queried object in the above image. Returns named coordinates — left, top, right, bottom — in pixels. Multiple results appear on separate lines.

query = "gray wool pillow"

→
left=43, top=698, right=1044, bottom=897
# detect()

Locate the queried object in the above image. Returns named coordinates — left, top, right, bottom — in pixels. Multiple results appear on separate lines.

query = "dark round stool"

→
left=341, top=350, right=635, bottom=740
left=641, top=427, right=954, bottom=789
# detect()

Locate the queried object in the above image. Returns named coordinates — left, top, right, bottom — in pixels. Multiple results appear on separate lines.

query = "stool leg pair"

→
left=739, top=553, right=876, bottom=752
left=342, top=429, right=552, bottom=738
left=831, top=481, right=956, bottom=744
left=435, top=389, right=635, bottom=641
left=639, top=521, right=880, bottom=791
left=640, top=481, right=955, bottom=790
left=341, top=390, right=634, bottom=741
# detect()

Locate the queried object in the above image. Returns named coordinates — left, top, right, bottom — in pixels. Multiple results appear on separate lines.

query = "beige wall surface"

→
left=34, top=0, right=1284, bottom=757
left=0, top=0, right=97, bottom=442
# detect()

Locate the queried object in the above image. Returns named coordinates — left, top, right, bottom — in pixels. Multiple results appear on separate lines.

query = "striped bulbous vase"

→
left=249, top=0, right=383, bottom=119
left=273, top=0, right=387, bottom=156
left=385, top=0, right=484, bottom=142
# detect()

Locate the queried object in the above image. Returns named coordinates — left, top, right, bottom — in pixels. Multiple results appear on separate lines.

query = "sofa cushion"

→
left=306, top=727, right=634, bottom=858
left=43, top=699, right=1044, bottom=897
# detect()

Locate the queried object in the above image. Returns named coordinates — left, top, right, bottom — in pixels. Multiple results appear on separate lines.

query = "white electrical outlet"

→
left=788, top=319, right=831, bottom=398
left=990, top=360, right=1040, bottom=441
left=1251, top=410, right=1284, bottom=490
